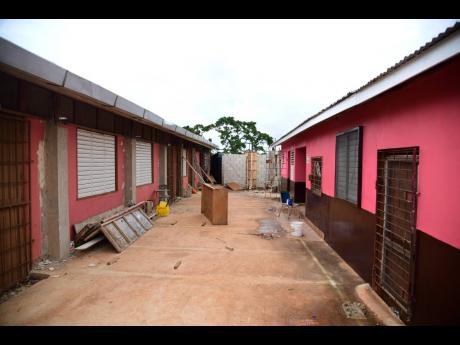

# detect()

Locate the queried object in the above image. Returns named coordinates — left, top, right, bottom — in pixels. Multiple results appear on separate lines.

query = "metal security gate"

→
left=373, top=147, right=419, bottom=322
left=0, top=114, right=32, bottom=293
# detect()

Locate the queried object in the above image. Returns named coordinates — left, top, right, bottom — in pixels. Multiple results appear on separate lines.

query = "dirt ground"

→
left=0, top=191, right=380, bottom=325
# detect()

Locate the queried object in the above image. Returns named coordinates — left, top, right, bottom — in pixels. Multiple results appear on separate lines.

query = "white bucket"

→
left=290, top=221, right=304, bottom=237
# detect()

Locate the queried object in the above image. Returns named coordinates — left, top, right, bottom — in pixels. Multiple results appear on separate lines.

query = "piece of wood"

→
left=226, top=182, right=243, bottom=191
left=201, top=183, right=228, bottom=225
left=124, top=214, right=145, bottom=236
left=75, top=236, right=105, bottom=251
left=183, top=156, right=205, bottom=183
left=100, top=223, right=130, bottom=253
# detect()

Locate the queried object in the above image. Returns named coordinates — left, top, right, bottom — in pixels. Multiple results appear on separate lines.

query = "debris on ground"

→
left=106, top=257, right=120, bottom=266
left=100, top=202, right=153, bottom=253
left=88, top=263, right=97, bottom=268
left=0, top=275, right=43, bottom=304
left=225, top=245, right=234, bottom=251
left=201, top=221, right=207, bottom=226
left=342, top=301, right=367, bottom=319
left=216, top=237, right=226, bottom=243
left=174, top=261, right=182, bottom=270
left=48, top=267, right=55, bottom=271
left=74, top=222, right=102, bottom=247
left=51, top=275, right=60, bottom=278
left=170, top=220, right=178, bottom=226
left=225, top=182, right=243, bottom=191
left=75, top=236, right=105, bottom=251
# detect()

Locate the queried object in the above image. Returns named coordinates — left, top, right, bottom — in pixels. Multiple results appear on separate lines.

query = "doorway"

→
left=0, top=113, right=32, bottom=293
left=294, top=147, right=306, bottom=203
left=373, top=147, right=419, bottom=322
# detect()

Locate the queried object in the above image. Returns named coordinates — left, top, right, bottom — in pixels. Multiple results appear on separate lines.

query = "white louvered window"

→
left=136, top=140, right=153, bottom=186
left=289, top=150, right=295, bottom=181
left=77, top=128, right=116, bottom=198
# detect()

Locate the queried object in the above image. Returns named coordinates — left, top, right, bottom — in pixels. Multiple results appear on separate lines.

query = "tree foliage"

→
left=184, top=116, right=273, bottom=154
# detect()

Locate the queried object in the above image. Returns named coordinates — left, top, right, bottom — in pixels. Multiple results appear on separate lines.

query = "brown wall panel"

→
left=55, top=94, right=74, bottom=123
left=411, top=231, right=460, bottom=325
left=328, top=197, right=375, bottom=283
left=75, top=101, right=97, bottom=128
left=20, top=82, right=53, bottom=119
left=0, top=72, right=19, bottom=110
left=97, top=109, right=114, bottom=132
left=305, top=188, right=330, bottom=238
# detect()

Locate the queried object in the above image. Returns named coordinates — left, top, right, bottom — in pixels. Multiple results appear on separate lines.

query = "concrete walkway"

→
left=0, top=191, right=380, bottom=325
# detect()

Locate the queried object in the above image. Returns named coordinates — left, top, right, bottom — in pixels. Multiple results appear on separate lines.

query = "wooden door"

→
left=0, top=114, right=32, bottom=293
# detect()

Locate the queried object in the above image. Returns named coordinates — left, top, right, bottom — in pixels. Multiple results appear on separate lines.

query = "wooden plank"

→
left=100, top=223, right=129, bottom=253
left=113, top=218, right=138, bottom=243
left=75, top=236, right=105, bottom=251
left=123, top=214, right=145, bottom=236
left=226, top=182, right=243, bottom=191
left=132, top=209, right=152, bottom=230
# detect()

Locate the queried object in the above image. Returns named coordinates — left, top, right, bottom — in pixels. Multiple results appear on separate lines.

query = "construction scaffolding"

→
left=263, top=150, right=281, bottom=198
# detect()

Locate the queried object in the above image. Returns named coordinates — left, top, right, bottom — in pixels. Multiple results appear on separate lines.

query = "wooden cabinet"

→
left=201, top=183, right=228, bottom=225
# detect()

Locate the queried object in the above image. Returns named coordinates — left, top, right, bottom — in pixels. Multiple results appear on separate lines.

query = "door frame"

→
left=373, top=147, right=419, bottom=322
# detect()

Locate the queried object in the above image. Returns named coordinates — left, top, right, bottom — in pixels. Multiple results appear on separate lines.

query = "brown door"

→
left=167, top=145, right=177, bottom=200
left=187, top=147, right=193, bottom=187
left=0, top=114, right=32, bottom=293
left=373, top=147, right=419, bottom=322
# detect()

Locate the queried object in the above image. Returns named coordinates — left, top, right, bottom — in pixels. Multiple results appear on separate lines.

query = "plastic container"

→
left=290, top=221, right=304, bottom=237
left=287, top=198, right=293, bottom=206
left=156, top=201, right=170, bottom=217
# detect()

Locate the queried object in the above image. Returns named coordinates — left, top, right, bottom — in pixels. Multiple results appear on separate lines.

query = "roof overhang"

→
left=0, top=37, right=218, bottom=150
left=271, top=26, right=460, bottom=148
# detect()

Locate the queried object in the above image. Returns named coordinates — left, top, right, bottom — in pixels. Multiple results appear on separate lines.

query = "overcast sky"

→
left=0, top=19, right=457, bottom=147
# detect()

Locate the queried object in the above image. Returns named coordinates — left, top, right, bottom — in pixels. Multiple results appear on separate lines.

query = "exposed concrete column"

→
left=124, top=137, right=136, bottom=206
left=41, top=122, right=70, bottom=260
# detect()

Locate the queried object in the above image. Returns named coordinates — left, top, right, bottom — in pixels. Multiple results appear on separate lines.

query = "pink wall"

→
left=67, top=125, right=125, bottom=239
left=136, top=143, right=160, bottom=204
left=281, top=56, right=460, bottom=249
left=294, top=147, right=306, bottom=182
left=29, top=117, right=45, bottom=261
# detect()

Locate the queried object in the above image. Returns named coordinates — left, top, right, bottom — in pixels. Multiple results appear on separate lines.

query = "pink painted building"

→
left=272, top=24, right=460, bottom=325
left=0, top=38, right=215, bottom=293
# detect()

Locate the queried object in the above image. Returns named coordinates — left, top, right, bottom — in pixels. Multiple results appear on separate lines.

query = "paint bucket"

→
left=156, top=201, right=170, bottom=217
left=290, top=221, right=304, bottom=237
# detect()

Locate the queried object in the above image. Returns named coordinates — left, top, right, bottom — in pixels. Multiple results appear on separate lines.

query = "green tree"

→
left=184, top=116, right=273, bottom=154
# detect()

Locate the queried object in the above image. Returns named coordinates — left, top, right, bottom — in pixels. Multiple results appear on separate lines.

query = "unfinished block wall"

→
left=221, top=153, right=267, bottom=189
left=222, top=154, right=247, bottom=188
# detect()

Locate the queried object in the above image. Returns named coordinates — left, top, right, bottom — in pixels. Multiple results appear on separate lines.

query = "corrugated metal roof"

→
left=272, top=22, right=460, bottom=147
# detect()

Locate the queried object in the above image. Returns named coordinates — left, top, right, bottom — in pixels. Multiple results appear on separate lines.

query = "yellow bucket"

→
left=156, top=201, right=170, bottom=217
